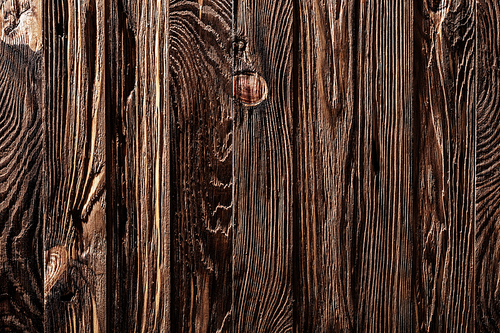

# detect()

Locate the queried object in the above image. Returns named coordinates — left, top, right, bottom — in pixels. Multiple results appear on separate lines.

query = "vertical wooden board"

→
left=111, top=0, right=171, bottom=331
left=414, top=0, right=475, bottom=331
left=232, top=0, right=293, bottom=332
left=168, top=0, right=233, bottom=331
left=296, top=0, right=414, bottom=330
left=294, top=0, right=356, bottom=331
left=0, top=0, right=43, bottom=330
left=353, top=0, right=414, bottom=331
left=475, top=0, right=500, bottom=331
left=43, top=0, right=107, bottom=330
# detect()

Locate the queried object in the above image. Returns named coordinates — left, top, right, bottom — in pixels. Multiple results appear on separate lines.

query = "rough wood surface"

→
left=107, top=0, right=171, bottom=331
left=0, top=40, right=43, bottom=332
left=232, top=0, right=294, bottom=331
left=414, top=0, right=475, bottom=331
left=476, top=0, right=500, bottom=331
left=168, top=0, right=233, bottom=331
left=295, top=0, right=415, bottom=331
left=43, top=0, right=107, bottom=330
left=0, top=0, right=492, bottom=331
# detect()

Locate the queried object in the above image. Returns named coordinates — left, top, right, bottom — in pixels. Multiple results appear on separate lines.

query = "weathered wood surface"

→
left=0, top=0, right=494, bottom=332
left=476, top=0, right=500, bottom=331
left=43, top=0, right=108, bottom=329
left=415, top=0, right=475, bottom=331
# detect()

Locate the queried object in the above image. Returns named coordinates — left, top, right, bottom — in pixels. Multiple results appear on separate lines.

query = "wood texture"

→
left=414, top=0, right=475, bottom=331
left=106, top=0, right=171, bottom=331
left=232, top=0, right=294, bottom=331
left=295, top=0, right=415, bottom=331
left=43, top=0, right=107, bottom=330
left=169, top=0, right=233, bottom=331
left=0, top=40, right=43, bottom=333
left=0, top=0, right=490, bottom=331
left=476, top=0, right=500, bottom=331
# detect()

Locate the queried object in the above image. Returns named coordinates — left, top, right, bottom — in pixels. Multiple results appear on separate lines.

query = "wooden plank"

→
left=414, top=0, right=475, bottom=331
left=295, top=0, right=414, bottom=331
left=168, top=0, right=233, bottom=331
left=294, top=0, right=356, bottom=331
left=43, top=0, right=107, bottom=330
left=232, top=0, right=294, bottom=331
left=475, top=0, right=500, bottom=331
left=0, top=0, right=44, bottom=330
left=107, top=0, right=171, bottom=331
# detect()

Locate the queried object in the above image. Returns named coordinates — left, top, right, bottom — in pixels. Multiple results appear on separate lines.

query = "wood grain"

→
left=107, top=0, right=171, bottom=331
left=475, top=0, right=500, bottom=331
left=169, top=0, right=233, bottom=331
left=294, top=0, right=356, bottom=331
left=0, top=40, right=43, bottom=332
left=414, top=0, right=475, bottom=331
left=295, top=0, right=415, bottom=331
left=43, top=0, right=107, bottom=330
left=232, top=0, right=294, bottom=331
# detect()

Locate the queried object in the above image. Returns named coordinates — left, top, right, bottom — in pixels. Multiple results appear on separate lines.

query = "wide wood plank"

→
left=475, top=0, right=500, bottom=331
left=414, top=0, right=475, bottom=331
left=43, top=0, right=107, bottom=330
left=295, top=0, right=415, bottom=331
left=232, top=0, right=294, bottom=332
left=168, top=0, right=233, bottom=331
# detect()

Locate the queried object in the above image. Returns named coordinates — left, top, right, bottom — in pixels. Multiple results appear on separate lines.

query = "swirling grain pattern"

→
left=169, top=0, right=233, bottom=331
left=476, top=0, right=500, bottom=331
left=0, top=40, right=43, bottom=333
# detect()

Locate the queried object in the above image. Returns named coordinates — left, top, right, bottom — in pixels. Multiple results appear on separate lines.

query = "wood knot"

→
left=44, top=246, right=69, bottom=298
left=233, top=72, right=268, bottom=107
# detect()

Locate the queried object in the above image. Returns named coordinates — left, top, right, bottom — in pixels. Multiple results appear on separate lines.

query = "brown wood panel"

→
left=294, top=0, right=356, bottom=331
left=232, top=0, right=294, bottom=332
left=476, top=0, right=500, bottom=331
left=107, top=0, right=171, bottom=331
left=168, top=0, right=233, bottom=331
left=295, top=0, right=415, bottom=331
left=414, top=0, right=475, bottom=331
left=43, top=0, right=107, bottom=330
left=0, top=12, right=43, bottom=333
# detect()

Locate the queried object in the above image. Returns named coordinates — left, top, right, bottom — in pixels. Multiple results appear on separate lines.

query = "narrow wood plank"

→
left=414, top=0, right=475, bottom=331
left=0, top=0, right=43, bottom=329
left=168, top=0, right=233, bottom=331
left=43, top=0, right=107, bottom=330
left=108, top=0, right=171, bottom=331
left=294, top=0, right=356, bottom=330
left=475, top=0, right=500, bottom=330
left=232, top=0, right=294, bottom=331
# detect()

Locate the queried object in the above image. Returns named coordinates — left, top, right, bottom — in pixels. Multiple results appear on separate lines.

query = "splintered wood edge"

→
left=44, top=246, right=69, bottom=299
left=0, top=0, right=42, bottom=51
left=233, top=72, right=268, bottom=107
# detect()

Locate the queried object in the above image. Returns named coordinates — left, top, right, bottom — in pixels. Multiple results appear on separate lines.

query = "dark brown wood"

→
left=295, top=0, right=416, bottom=331
left=107, top=0, right=171, bottom=331
left=414, top=0, right=475, bottom=331
left=168, top=0, right=233, bottom=331
left=0, top=40, right=43, bottom=333
left=476, top=0, right=500, bottom=331
left=232, top=0, right=294, bottom=331
left=43, top=0, right=107, bottom=330
left=0, top=0, right=490, bottom=331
